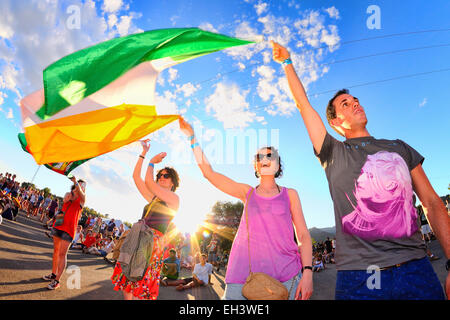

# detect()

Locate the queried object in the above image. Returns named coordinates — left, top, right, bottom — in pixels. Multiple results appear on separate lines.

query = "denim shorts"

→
left=335, top=256, right=445, bottom=300
left=51, top=228, right=73, bottom=242
left=222, top=270, right=302, bottom=300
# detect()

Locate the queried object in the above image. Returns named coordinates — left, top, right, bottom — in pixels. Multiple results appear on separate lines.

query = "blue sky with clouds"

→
left=0, top=0, right=449, bottom=231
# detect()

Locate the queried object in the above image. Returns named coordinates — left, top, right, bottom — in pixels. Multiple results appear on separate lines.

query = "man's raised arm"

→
left=271, top=41, right=327, bottom=154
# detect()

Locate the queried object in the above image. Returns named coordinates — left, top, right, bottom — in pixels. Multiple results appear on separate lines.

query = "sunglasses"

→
left=157, top=173, right=171, bottom=180
left=255, top=152, right=277, bottom=162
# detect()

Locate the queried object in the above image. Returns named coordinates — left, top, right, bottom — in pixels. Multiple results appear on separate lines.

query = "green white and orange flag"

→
left=18, top=133, right=91, bottom=176
left=19, top=28, right=254, bottom=165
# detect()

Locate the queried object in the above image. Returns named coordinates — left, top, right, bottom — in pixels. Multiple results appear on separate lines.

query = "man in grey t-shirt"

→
left=272, top=41, right=449, bottom=300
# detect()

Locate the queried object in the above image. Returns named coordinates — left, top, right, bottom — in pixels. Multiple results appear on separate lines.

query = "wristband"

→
left=139, top=155, right=145, bottom=159
left=281, top=58, right=292, bottom=67
left=301, top=266, right=313, bottom=272
left=191, top=142, right=199, bottom=149
left=148, top=163, right=154, bottom=168
left=188, top=135, right=195, bottom=141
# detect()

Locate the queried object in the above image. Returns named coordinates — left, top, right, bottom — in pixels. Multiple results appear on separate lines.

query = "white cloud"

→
left=222, top=9, right=340, bottom=117
left=157, top=73, right=165, bottom=87
left=6, top=107, right=13, bottom=119
left=235, top=21, right=261, bottom=40
left=293, top=10, right=340, bottom=52
left=199, top=22, right=219, bottom=33
left=325, top=6, right=340, bottom=19
left=102, top=0, right=124, bottom=13
left=256, top=65, right=275, bottom=81
left=237, top=62, right=246, bottom=70
left=419, top=98, right=427, bottom=107
left=107, top=14, right=118, bottom=29
left=205, top=82, right=260, bottom=129
left=167, top=68, right=179, bottom=84
left=0, top=22, right=14, bottom=39
left=255, top=2, right=268, bottom=16
left=155, top=90, right=179, bottom=115
left=224, top=21, right=264, bottom=60
left=176, top=82, right=201, bottom=98
left=320, top=25, right=340, bottom=52
left=262, top=50, right=271, bottom=64
left=0, top=91, right=6, bottom=105
left=116, top=15, right=133, bottom=36
left=258, top=14, right=292, bottom=44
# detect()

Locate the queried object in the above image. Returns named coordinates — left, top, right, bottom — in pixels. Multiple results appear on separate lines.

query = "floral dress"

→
left=111, top=199, right=175, bottom=300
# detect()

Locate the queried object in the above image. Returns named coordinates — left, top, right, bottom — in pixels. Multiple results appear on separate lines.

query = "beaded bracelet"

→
left=188, top=135, right=195, bottom=141
left=281, top=58, right=292, bottom=67
left=139, top=155, right=145, bottom=159
left=191, top=142, right=199, bottom=149
left=148, top=163, right=154, bottom=168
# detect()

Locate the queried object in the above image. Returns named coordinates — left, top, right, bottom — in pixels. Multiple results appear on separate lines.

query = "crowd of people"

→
left=0, top=169, right=231, bottom=296
left=311, top=237, right=336, bottom=272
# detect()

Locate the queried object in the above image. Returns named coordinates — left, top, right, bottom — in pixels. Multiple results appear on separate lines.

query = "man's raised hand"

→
left=270, top=40, right=290, bottom=64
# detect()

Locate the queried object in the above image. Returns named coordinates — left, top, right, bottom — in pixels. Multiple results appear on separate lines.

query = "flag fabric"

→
left=19, top=28, right=254, bottom=165
left=18, top=133, right=91, bottom=176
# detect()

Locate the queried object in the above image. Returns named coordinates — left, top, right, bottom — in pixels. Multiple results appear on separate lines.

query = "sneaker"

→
left=43, top=273, right=56, bottom=281
left=47, top=279, right=60, bottom=290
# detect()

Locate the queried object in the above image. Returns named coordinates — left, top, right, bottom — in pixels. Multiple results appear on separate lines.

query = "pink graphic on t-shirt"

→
left=342, top=151, right=418, bottom=240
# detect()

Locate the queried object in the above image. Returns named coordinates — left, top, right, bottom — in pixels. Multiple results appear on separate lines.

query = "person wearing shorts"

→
left=44, top=198, right=59, bottom=229
left=43, top=176, right=86, bottom=290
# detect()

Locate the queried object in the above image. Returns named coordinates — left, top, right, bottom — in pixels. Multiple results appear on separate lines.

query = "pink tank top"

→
left=225, top=187, right=302, bottom=284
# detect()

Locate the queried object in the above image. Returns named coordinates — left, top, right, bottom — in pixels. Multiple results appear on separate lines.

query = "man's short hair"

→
left=169, top=248, right=177, bottom=254
left=326, top=88, right=349, bottom=122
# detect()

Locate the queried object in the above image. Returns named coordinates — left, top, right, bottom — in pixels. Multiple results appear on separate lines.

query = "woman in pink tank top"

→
left=179, top=118, right=313, bottom=300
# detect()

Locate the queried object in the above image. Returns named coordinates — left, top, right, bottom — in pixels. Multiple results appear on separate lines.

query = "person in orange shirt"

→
left=43, top=176, right=86, bottom=290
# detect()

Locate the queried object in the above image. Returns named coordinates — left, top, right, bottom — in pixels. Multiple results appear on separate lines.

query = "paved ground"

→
left=0, top=210, right=447, bottom=300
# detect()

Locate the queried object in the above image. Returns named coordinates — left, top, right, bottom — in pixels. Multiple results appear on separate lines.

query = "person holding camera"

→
left=43, top=176, right=86, bottom=290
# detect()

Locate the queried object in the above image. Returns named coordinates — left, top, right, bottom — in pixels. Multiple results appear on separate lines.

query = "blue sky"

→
left=0, top=0, right=449, bottom=232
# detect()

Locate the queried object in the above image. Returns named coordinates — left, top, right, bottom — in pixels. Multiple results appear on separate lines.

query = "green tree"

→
left=208, top=200, right=244, bottom=252
left=210, top=201, right=244, bottom=229
left=21, top=182, right=36, bottom=190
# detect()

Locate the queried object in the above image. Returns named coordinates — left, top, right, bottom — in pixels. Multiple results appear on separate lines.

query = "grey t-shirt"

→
left=315, top=132, right=426, bottom=270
